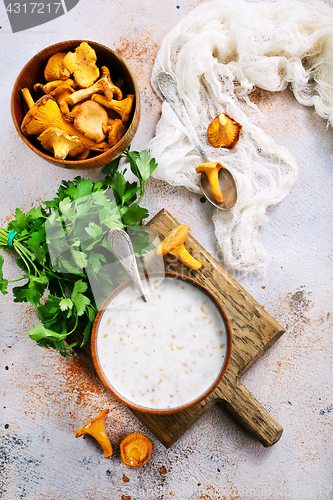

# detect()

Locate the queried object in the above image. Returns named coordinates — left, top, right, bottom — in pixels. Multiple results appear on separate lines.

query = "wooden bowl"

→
left=91, top=272, right=232, bottom=415
left=11, top=40, right=140, bottom=170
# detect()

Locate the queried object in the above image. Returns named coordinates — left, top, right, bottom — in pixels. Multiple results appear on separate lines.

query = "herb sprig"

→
left=0, top=149, right=157, bottom=355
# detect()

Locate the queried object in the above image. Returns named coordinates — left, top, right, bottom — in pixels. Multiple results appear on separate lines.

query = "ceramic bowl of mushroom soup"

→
left=11, top=40, right=140, bottom=169
left=91, top=272, right=232, bottom=414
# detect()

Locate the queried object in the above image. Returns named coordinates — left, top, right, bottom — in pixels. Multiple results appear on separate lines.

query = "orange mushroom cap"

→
left=120, top=433, right=152, bottom=467
left=207, top=113, right=242, bottom=149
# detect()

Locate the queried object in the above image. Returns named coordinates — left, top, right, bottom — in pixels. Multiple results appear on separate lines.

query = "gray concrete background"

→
left=0, top=1, right=332, bottom=499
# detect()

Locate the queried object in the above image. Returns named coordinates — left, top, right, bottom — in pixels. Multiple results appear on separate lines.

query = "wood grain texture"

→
left=72, top=208, right=284, bottom=448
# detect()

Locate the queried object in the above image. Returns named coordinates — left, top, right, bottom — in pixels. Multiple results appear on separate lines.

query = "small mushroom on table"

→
left=120, top=433, right=152, bottom=467
left=75, top=409, right=113, bottom=459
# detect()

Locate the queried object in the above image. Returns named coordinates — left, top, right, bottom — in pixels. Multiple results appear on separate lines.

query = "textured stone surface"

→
left=0, top=1, right=332, bottom=499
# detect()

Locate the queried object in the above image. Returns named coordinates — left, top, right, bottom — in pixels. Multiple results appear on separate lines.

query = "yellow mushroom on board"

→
left=169, top=244, right=202, bottom=270
left=75, top=409, right=113, bottom=459
left=156, top=225, right=202, bottom=270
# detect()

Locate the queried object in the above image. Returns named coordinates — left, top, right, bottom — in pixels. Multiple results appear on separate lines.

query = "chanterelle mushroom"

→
left=44, top=52, right=71, bottom=82
left=38, top=127, right=86, bottom=159
left=34, top=78, right=76, bottom=95
left=107, top=119, right=127, bottom=148
left=63, top=42, right=100, bottom=88
left=156, top=225, right=189, bottom=256
left=120, top=433, right=152, bottom=467
left=20, top=93, right=108, bottom=151
left=195, top=162, right=225, bottom=204
left=50, top=82, right=75, bottom=116
left=66, top=66, right=123, bottom=106
left=207, top=113, right=242, bottom=149
left=73, top=100, right=108, bottom=143
left=21, top=87, right=35, bottom=110
left=92, top=94, right=134, bottom=124
left=75, top=409, right=112, bottom=459
left=156, top=224, right=202, bottom=270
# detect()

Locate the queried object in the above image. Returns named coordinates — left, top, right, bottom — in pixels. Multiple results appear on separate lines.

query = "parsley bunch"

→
left=0, top=149, right=157, bottom=355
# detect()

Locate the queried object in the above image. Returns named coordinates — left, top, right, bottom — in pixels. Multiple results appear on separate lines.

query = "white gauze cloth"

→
left=148, top=0, right=333, bottom=272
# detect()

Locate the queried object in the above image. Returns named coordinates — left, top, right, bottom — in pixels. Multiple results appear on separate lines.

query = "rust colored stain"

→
left=199, top=487, right=241, bottom=500
left=159, top=465, right=167, bottom=474
left=249, top=86, right=274, bottom=105
left=121, top=496, right=131, bottom=500
left=122, top=474, right=130, bottom=483
left=116, top=35, right=160, bottom=66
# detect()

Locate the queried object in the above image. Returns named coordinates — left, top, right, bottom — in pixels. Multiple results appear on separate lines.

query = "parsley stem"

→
left=6, top=276, right=29, bottom=283
left=14, top=241, right=40, bottom=277
left=67, top=313, right=79, bottom=335
left=137, top=180, right=145, bottom=205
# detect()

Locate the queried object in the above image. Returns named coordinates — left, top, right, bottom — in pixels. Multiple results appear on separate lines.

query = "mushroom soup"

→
left=96, top=277, right=228, bottom=409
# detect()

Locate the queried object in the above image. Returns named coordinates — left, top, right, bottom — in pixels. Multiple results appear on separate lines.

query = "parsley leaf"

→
left=71, top=279, right=90, bottom=316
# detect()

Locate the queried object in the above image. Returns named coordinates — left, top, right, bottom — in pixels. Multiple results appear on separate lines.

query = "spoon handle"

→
left=108, top=228, right=148, bottom=302
left=157, top=71, right=209, bottom=163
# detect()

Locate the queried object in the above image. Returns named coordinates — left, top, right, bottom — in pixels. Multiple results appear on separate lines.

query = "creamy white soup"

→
left=96, top=277, right=227, bottom=409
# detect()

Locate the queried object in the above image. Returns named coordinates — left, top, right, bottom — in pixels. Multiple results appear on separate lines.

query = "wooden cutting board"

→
left=131, top=209, right=284, bottom=448
left=73, top=208, right=284, bottom=448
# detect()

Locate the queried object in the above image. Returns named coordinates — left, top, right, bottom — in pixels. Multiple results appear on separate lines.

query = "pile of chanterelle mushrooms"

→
left=20, top=42, right=134, bottom=160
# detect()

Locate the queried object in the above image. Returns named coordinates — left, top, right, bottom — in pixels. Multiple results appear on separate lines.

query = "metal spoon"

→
left=157, top=71, right=237, bottom=210
left=108, top=227, right=148, bottom=302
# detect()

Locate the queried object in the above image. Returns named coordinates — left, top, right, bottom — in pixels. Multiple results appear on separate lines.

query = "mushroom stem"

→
left=21, top=87, right=35, bottom=110
left=91, top=94, right=134, bottom=124
left=128, top=447, right=141, bottom=466
left=67, top=66, right=123, bottom=106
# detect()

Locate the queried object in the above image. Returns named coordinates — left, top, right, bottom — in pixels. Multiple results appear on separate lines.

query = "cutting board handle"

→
left=221, top=380, right=283, bottom=447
